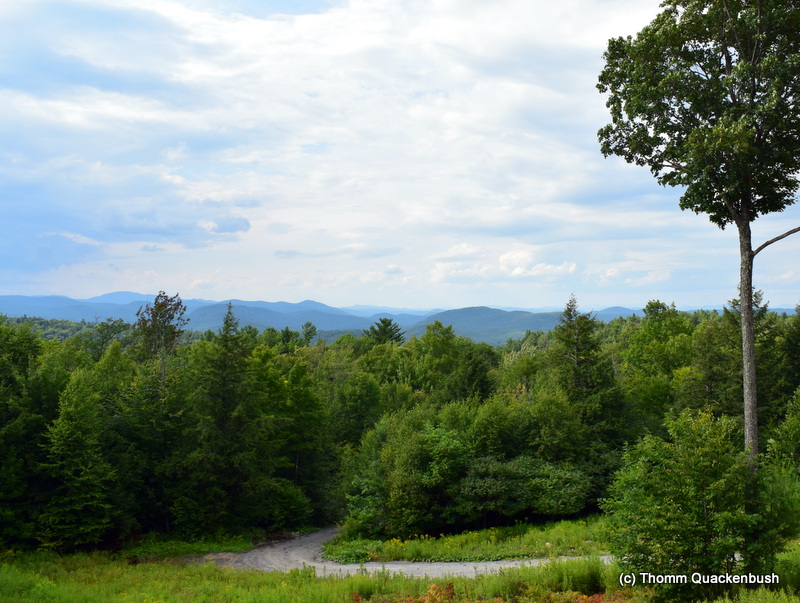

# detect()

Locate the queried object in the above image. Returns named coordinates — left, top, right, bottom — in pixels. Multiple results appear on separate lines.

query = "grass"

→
left=118, top=531, right=263, bottom=561
left=3, top=548, right=799, bottom=603
left=322, top=518, right=607, bottom=564
left=2, top=525, right=800, bottom=602
left=0, top=550, right=638, bottom=603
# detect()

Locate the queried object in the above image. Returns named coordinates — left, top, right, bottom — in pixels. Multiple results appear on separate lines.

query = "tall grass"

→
left=0, top=550, right=631, bottom=603
left=118, top=531, right=261, bottom=561
left=323, top=518, right=607, bottom=564
left=4, top=529, right=799, bottom=602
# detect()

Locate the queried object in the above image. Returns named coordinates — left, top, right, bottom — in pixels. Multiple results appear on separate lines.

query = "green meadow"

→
left=322, top=518, right=606, bottom=564
left=3, top=524, right=800, bottom=602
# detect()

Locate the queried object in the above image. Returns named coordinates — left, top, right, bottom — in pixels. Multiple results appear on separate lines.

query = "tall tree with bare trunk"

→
left=597, top=0, right=800, bottom=460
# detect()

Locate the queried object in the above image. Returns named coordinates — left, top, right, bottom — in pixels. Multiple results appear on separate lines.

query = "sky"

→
left=1, top=0, right=799, bottom=311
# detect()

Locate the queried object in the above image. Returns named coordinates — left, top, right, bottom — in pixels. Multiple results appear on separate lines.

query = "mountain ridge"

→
left=2, top=293, right=792, bottom=345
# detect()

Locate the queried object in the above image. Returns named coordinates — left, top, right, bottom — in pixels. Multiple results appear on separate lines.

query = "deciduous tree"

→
left=598, top=0, right=800, bottom=458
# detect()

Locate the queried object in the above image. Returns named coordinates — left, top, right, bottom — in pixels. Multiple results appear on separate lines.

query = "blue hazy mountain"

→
left=0, top=292, right=663, bottom=344
left=405, top=306, right=564, bottom=345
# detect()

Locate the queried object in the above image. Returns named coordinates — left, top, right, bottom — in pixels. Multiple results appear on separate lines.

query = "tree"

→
left=38, top=370, right=117, bottom=550
left=81, top=318, right=130, bottom=362
left=551, top=295, right=605, bottom=399
left=0, top=322, right=45, bottom=546
left=363, top=317, right=405, bottom=345
left=603, top=410, right=800, bottom=600
left=457, top=456, right=590, bottom=526
left=132, top=292, right=188, bottom=385
left=781, top=304, right=800, bottom=397
left=301, top=321, right=317, bottom=346
left=598, top=0, right=800, bottom=458
left=173, top=304, right=312, bottom=533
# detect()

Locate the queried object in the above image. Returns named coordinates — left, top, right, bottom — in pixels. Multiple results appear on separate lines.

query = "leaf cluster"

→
left=598, top=0, right=800, bottom=228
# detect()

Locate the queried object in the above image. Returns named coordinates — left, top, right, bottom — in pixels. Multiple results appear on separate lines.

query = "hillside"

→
left=0, top=293, right=652, bottom=344
left=405, top=307, right=565, bottom=345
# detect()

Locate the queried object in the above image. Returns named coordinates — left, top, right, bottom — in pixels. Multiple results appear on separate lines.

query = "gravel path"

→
left=203, top=527, right=612, bottom=578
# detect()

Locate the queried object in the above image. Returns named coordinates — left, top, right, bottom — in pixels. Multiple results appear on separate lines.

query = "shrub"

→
left=602, top=410, right=800, bottom=601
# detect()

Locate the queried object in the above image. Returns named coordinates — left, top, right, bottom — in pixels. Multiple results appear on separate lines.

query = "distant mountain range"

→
left=0, top=292, right=793, bottom=345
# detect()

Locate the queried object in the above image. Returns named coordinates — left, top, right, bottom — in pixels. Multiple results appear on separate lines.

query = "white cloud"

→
left=431, top=261, right=492, bottom=284
left=498, top=248, right=577, bottom=278
left=433, top=243, right=484, bottom=260
left=1, top=0, right=798, bottom=308
left=54, top=232, right=104, bottom=246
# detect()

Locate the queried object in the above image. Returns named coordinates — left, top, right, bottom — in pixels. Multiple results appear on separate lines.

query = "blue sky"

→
left=2, top=0, right=798, bottom=310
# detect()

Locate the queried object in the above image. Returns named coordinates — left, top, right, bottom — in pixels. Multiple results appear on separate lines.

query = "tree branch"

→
left=753, top=225, right=800, bottom=257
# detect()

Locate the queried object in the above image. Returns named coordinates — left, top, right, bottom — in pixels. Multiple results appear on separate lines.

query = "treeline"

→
left=1, top=292, right=800, bottom=552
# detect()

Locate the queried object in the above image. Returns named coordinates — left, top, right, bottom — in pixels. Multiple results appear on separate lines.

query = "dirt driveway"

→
left=203, top=527, right=612, bottom=578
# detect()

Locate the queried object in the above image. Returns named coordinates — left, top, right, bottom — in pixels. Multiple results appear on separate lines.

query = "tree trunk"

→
left=738, top=221, right=758, bottom=461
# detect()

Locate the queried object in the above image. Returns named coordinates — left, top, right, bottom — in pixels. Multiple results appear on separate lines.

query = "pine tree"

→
left=38, top=370, right=116, bottom=550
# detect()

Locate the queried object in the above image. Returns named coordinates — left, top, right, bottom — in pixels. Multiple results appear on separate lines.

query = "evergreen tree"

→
left=38, top=370, right=116, bottom=550
left=173, top=304, right=309, bottom=533
left=551, top=295, right=605, bottom=399
left=0, top=322, right=46, bottom=547
left=363, top=317, right=405, bottom=345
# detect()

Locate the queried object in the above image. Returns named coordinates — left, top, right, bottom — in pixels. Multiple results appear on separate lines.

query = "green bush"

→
left=457, top=456, right=591, bottom=522
left=603, top=410, right=800, bottom=601
left=324, top=518, right=607, bottom=563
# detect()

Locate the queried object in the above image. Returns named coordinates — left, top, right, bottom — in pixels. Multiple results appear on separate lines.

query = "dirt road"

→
left=204, top=527, right=612, bottom=578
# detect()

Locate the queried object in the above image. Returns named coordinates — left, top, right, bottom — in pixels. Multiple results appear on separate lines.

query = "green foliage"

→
left=743, top=461, right=800, bottom=574
left=301, top=321, right=318, bottom=345
left=672, top=315, right=740, bottom=416
left=173, top=305, right=313, bottom=534
left=342, top=393, right=596, bottom=539
left=132, top=291, right=188, bottom=367
left=329, top=370, right=383, bottom=446
left=381, top=408, right=473, bottom=537
left=551, top=296, right=606, bottom=399
left=603, top=409, right=800, bottom=600
left=598, top=0, right=800, bottom=227
left=0, top=322, right=50, bottom=548
left=5, top=315, right=94, bottom=341
left=766, top=388, right=800, bottom=465
left=457, top=456, right=590, bottom=521
left=325, top=519, right=606, bottom=563
left=0, top=320, right=41, bottom=397
left=3, top=286, right=800, bottom=591
left=73, top=317, right=132, bottom=361
left=38, top=370, right=117, bottom=551
left=363, top=317, right=405, bottom=345
left=624, top=301, right=693, bottom=377
left=0, top=545, right=625, bottom=603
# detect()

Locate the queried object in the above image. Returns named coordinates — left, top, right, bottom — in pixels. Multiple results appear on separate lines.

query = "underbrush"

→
left=114, top=526, right=317, bottom=561
left=118, top=531, right=261, bottom=561
left=322, top=518, right=606, bottom=564
left=707, top=544, right=800, bottom=603
left=2, top=532, right=799, bottom=602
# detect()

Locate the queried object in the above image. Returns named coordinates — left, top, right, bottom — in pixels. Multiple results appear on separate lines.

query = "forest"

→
left=2, top=290, right=800, bottom=562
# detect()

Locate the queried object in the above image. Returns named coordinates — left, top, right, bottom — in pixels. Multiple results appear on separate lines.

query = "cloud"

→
left=433, top=243, right=484, bottom=261
left=2, top=0, right=798, bottom=308
left=497, top=246, right=577, bottom=279
left=203, top=216, right=251, bottom=234
left=275, top=250, right=305, bottom=259
left=431, top=261, right=492, bottom=284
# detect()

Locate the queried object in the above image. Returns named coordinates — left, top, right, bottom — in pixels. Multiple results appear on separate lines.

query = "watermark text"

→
left=618, top=572, right=779, bottom=587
